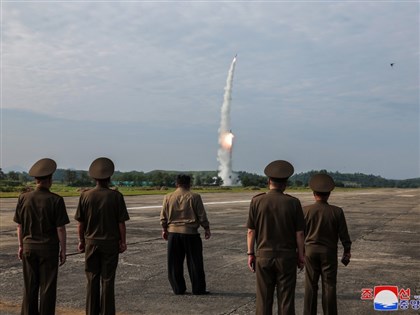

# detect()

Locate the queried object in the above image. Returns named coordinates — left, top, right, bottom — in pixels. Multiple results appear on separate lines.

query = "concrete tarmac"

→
left=1, top=188, right=419, bottom=314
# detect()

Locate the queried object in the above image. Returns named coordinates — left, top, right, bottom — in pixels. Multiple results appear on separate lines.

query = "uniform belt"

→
left=22, top=243, right=59, bottom=250
left=256, top=250, right=296, bottom=258
left=85, top=239, right=119, bottom=246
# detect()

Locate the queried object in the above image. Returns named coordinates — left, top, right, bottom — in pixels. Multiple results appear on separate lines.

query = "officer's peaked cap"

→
left=29, top=158, right=57, bottom=178
left=309, top=173, right=335, bottom=192
left=264, top=160, right=294, bottom=179
left=89, top=157, right=115, bottom=179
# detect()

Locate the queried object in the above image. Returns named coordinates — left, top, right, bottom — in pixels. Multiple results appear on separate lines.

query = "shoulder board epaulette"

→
left=284, top=193, right=296, bottom=198
left=252, top=192, right=266, bottom=199
left=20, top=186, right=34, bottom=194
left=78, top=187, right=91, bottom=194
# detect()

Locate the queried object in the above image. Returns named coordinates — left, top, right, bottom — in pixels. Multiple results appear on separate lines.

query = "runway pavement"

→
left=1, top=188, right=419, bottom=314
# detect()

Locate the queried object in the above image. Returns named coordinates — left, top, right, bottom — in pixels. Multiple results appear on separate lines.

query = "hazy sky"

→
left=1, top=1, right=419, bottom=180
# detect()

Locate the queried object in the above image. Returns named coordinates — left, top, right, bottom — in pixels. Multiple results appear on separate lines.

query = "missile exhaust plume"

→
left=217, top=55, right=239, bottom=186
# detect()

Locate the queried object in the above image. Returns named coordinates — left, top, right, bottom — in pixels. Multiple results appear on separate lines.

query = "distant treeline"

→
left=290, top=170, right=420, bottom=188
left=1, top=167, right=419, bottom=191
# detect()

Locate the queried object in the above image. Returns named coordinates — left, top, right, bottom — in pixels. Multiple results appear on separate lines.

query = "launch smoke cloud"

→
left=217, top=56, right=239, bottom=186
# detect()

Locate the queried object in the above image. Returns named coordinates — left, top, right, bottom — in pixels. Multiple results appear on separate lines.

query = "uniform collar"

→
left=315, top=200, right=329, bottom=205
left=268, top=189, right=285, bottom=194
left=35, top=186, right=50, bottom=192
left=95, top=183, right=109, bottom=189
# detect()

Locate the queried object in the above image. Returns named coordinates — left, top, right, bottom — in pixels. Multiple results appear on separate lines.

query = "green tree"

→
left=193, top=175, right=202, bottom=186
left=18, top=173, right=30, bottom=183
left=7, top=171, right=19, bottom=181
left=294, top=180, right=303, bottom=187
left=0, top=168, right=6, bottom=180
left=64, top=169, right=77, bottom=185
left=74, top=171, right=93, bottom=186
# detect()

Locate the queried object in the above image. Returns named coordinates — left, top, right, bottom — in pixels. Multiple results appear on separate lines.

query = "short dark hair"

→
left=96, top=177, right=111, bottom=184
left=35, top=174, right=52, bottom=181
left=269, top=177, right=288, bottom=185
left=314, top=191, right=331, bottom=198
left=176, top=174, right=191, bottom=187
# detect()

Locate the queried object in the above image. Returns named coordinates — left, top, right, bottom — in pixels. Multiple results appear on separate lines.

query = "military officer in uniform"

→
left=160, top=174, right=211, bottom=295
left=303, top=173, right=352, bottom=315
left=75, top=157, right=130, bottom=315
left=14, top=158, right=70, bottom=315
left=247, top=160, right=305, bottom=315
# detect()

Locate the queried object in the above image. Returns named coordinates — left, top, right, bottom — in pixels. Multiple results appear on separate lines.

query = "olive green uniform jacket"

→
left=75, top=187, right=130, bottom=315
left=247, top=190, right=305, bottom=315
left=14, top=187, right=69, bottom=315
left=303, top=200, right=352, bottom=315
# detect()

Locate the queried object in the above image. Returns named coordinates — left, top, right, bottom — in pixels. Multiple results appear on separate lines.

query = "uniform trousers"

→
left=255, top=253, right=297, bottom=315
left=167, top=232, right=206, bottom=294
left=21, top=245, right=59, bottom=315
left=304, top=248, right=338, bottom=315
left=85, top=242, right=119, bottom=315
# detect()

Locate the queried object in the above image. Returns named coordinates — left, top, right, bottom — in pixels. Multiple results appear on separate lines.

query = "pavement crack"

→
left=224, top=297, right=256, bottom=315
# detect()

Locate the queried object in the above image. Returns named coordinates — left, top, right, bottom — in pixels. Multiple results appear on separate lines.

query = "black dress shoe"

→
left=193, top=291, right=210, bottom=295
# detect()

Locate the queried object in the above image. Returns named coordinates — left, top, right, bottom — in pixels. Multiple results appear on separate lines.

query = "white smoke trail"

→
left=217, top=56, right=239, bottom=186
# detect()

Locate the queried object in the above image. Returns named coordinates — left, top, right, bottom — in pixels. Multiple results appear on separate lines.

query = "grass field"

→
left=0, top=183, right=364, bottom=198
